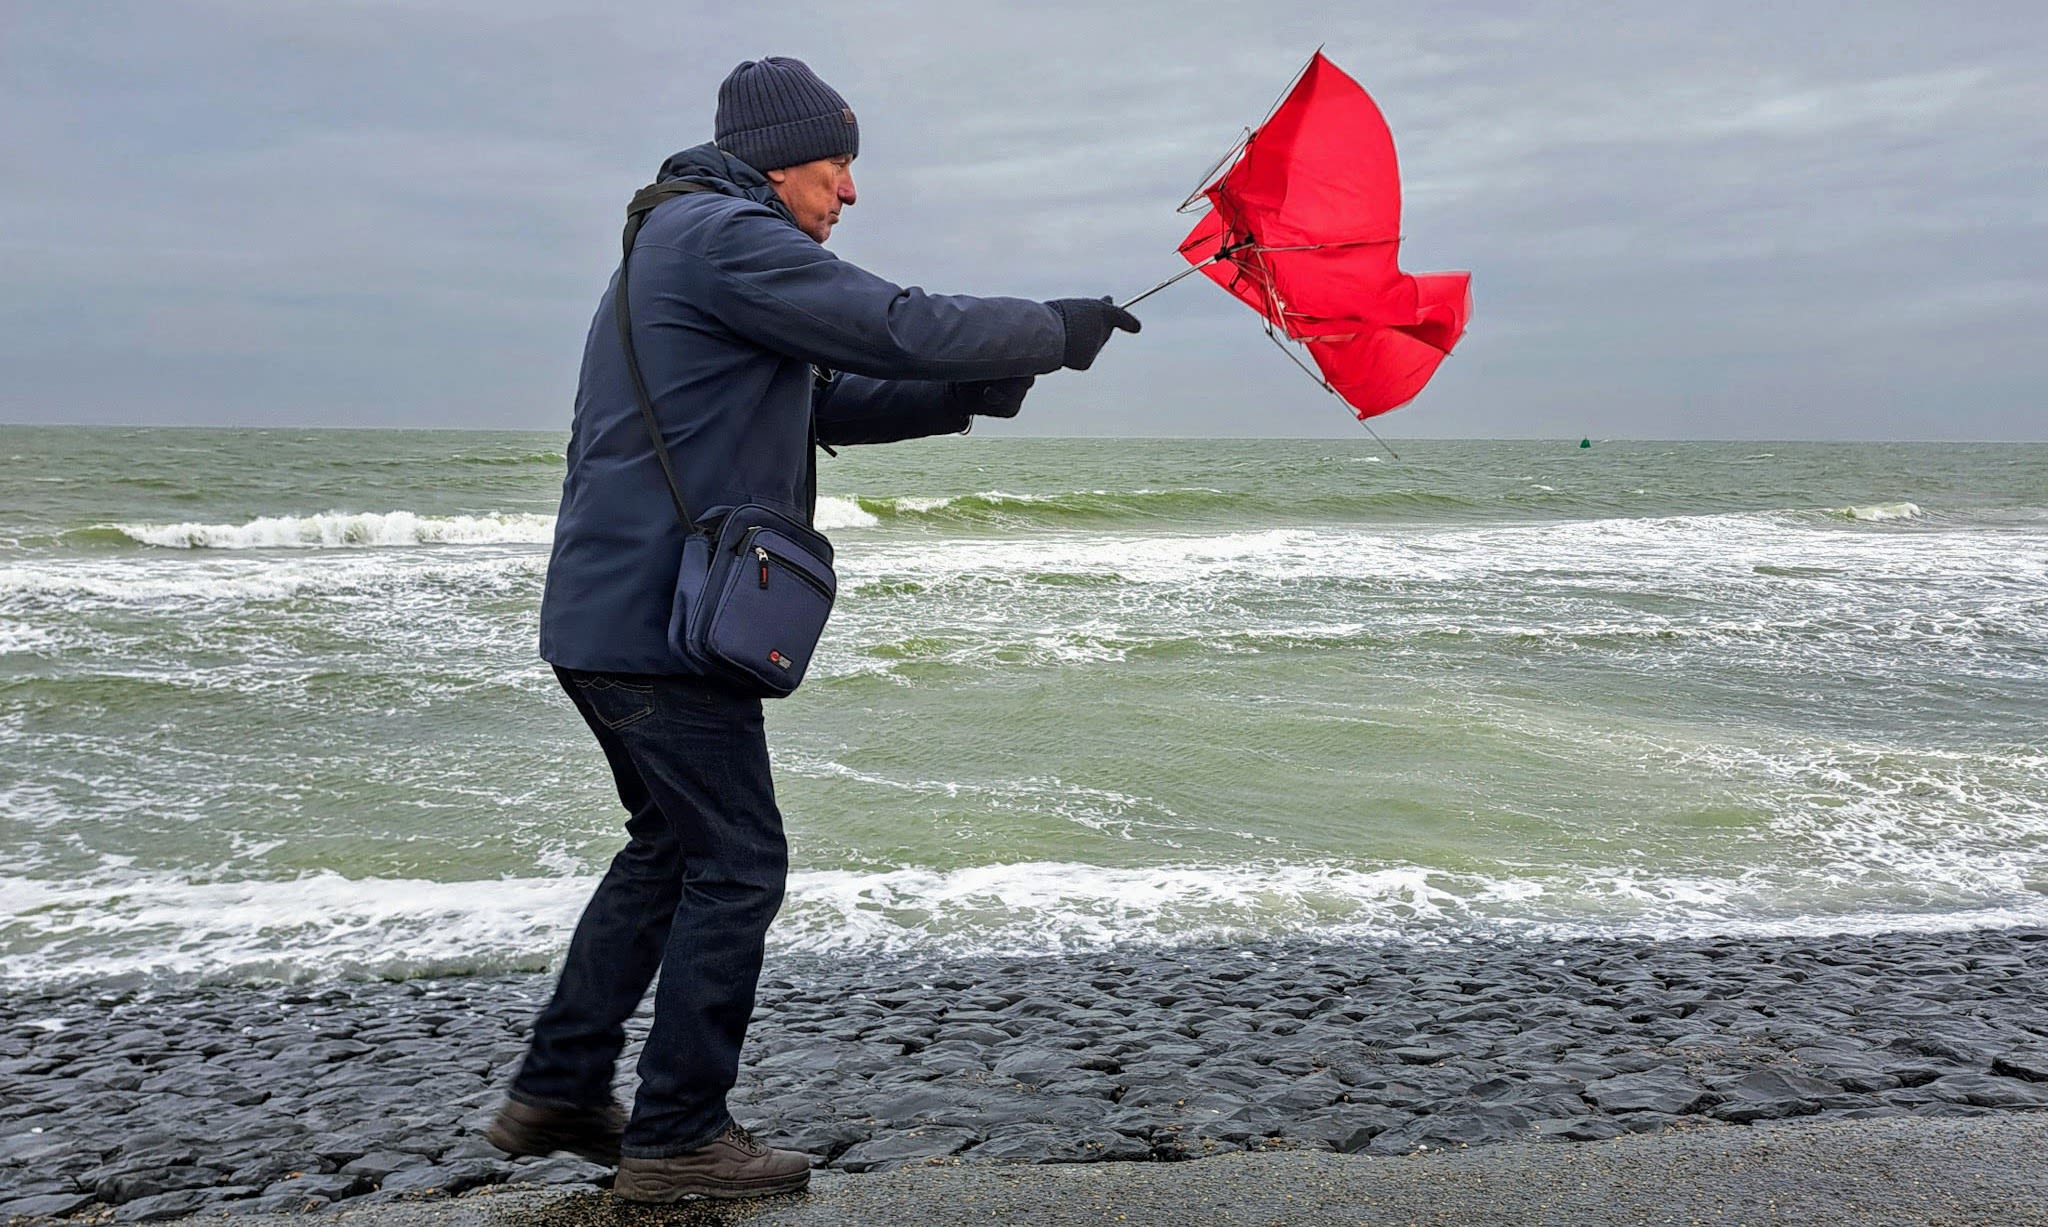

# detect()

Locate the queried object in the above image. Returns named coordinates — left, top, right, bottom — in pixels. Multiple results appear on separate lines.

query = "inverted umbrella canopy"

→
left=1177, top=52, right=1471, bottom=419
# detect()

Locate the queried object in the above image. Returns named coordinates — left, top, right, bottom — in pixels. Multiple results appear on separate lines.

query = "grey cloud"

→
left=1, top=0, right=2043, bottom=437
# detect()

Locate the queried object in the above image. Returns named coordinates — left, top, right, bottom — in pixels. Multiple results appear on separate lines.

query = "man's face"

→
left=767, top=155, right=857, bottom=243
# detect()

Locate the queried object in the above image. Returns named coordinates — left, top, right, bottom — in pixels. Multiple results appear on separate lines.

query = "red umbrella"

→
left=1135, top=52, right=1471, bottom=424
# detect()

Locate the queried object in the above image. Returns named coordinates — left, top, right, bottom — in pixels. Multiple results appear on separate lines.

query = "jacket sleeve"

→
left=815, top=375, right=973, bottom=446
left=697, top=206, right=1067, bottom=382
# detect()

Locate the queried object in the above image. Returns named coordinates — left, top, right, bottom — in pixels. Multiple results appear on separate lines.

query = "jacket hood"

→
left=656, top=143, right=797, bottom=225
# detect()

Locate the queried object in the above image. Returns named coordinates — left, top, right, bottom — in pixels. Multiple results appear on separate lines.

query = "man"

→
left=483, top=57, right=1139, bottom=1203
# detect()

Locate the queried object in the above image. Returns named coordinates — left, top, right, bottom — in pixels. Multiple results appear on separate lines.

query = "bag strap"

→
left=617, top=179, right=717, bottom=531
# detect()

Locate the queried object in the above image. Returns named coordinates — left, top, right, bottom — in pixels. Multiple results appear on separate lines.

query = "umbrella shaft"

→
left=1117, top=241, right=1254, bottom=311
left=1117, top=259, right=1218, bottom=312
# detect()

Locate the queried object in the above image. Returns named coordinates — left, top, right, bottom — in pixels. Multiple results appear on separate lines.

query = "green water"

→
left=2, top=429, right=2044, bottom=985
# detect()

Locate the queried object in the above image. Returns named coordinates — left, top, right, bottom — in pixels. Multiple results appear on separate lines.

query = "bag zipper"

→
left=737, top=530, right=833, bottom=600
left=757, top=548, right=833, bottom=599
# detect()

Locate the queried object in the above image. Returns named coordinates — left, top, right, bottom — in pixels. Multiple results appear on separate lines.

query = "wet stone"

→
left=1387, top=1045, right=1456, bottom=1066
left=834, top=1126, right=979, bottom=1172
left=1535, top=1116, right=1627, bottom=1142
left=1708, top=1069, right=1837, bottom=1123
left=991, top=1047, right=1077, bottom=1086
left=1370, top=1103, right=1539, bottom=1153
left=1584, top=1070, right=1711, bottom=1116
left=1036, top=1072, right=1120, bottom=1099
left=501, top=1156, right=610, bottom=1186
left=961, top=1125, right=1149, bottom=1164
left=1295, top=1104, right=1410, bottom=1153
left=340, top=1150, right=426, bottom=1179
left=1926, top=1073, right=2048, bottom=1109
left=376, top=1158, right=504, bottom=1196
left=261, top=1171, right=370, bottom=1200
left=92, top=1167, right=218, bottom=1206
left=112, top=1188, right=221, bottom=1223
left=216, top=1190, right=331, bottom=1216
left=14, top=928, right=2048, bottom=1214
left=1992, top=1052, right=2048, bottom=1083
left=0, top=1191, right=96, bottom=1218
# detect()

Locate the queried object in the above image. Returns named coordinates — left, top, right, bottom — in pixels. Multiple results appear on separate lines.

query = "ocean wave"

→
left=11, top=851, right=2048, bottom=988
left=810, top=599, right=2042, bottom=685
left=819, top=486, right=1483, bottom=531
left=859, top=488, right=1235, bottom=525
left=0, top=619, right=59, bottom=654
left=836, top=510, right=2044, bottom=591
left=0, top=870, right=582, bottom=987
left=1830, top=502, right=1924, bottom=522
left=9, top=507, right=2040, bottom=622
left=110, top=511, right=558, bottom=549
left=449, top=451, right=565, bottom=467
left=0, top=550, right=545, bottom=603
left=820, top=488, right=1957, bottom=535
left=813, top=496, right=879, bottom=531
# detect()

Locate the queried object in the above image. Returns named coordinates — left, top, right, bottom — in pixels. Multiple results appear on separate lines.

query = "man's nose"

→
left=839, top=175, right=857, bottom=206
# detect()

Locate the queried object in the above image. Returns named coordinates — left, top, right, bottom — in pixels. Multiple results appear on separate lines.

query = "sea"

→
left=2, top=429, right=2044, bottom=989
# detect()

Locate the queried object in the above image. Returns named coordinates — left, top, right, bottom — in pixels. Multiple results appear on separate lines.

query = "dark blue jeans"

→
left=511, top=667, right=787, bottom=1158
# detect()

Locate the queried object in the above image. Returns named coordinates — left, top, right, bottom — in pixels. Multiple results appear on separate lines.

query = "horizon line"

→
left=1, top=422, right=2043, bottom=446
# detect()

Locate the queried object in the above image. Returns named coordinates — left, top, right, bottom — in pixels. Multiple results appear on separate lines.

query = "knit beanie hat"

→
left=715, top=57, right=859, bottom=173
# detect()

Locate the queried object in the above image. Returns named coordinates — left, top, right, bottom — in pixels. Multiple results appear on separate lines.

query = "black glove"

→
left=952, top=376, right=1034, bottom=419
left=1046, top=297, right=1142, bottom=370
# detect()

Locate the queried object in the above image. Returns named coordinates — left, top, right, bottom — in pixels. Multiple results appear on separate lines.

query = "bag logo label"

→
left=768, top=650, right=791, bottom=670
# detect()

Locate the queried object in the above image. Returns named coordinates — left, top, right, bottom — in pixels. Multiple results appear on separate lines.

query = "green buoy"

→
left=1579, top=438, right=1591, bottom=448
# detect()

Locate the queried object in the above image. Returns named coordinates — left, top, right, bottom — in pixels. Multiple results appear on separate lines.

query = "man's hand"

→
left=953, top=376, right=1034, bottom=419
left=1046, top=297, right=1142, bottom=370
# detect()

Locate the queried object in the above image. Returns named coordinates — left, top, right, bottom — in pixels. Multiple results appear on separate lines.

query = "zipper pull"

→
left=756, top=546, right=770, bottom=588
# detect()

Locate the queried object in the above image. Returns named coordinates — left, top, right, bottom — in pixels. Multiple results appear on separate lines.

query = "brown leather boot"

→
left=483, top=1096, right=627, bottom=1166
left=613, top=1124, right=811, bottom=1202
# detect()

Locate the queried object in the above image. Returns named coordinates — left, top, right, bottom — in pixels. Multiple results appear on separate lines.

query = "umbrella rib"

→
left=1176, top=127, right=1252, bottom=214
left=1258, top=317, right=1398, bottom=457
left=1262, top=317, right=1336, bottom=397
left=1175, top=48, right=1322, bottom=213
left=1250, top=237, right=1404, bottom=253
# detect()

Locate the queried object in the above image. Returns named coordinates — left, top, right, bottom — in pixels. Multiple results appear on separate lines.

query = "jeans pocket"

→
left=574, top=673, right=656, bottom=730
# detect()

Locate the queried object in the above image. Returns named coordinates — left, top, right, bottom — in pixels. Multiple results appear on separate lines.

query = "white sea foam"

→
left=12, top=847, right=2048, bottom=988
left=0, top=548, right=545, bottom=604
left=837, top=509, right=2045, bottom=592
left=795, top=504, right=2048, bottom=682
left=832, top=489, right=1229, bottom=526
left=23, top=504, right=2021, bottom=619
left=891, top=496, right=958, bottom=513
left=813, top=496, right=879, bottom=530
left=0, top=619, right=57, bottom=654
left=117, top=511, right=557, bottom=549
left=1835, top=501, right=1924, bottom=522
left=0, top=871, right=585, bottom=986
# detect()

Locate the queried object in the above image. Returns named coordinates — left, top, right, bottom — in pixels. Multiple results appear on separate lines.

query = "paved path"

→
left=124, top=1113, right=2048, bottom=1227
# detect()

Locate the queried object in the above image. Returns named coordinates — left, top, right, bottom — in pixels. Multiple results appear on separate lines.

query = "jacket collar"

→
left=655, top=143, right=799, bottom=228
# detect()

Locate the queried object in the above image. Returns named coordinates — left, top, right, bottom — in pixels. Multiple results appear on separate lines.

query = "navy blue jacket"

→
left=539, top=145, right=1066, bottom=674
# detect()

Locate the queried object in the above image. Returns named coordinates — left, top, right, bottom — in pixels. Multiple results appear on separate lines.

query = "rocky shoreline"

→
left=7, top=926, right=2048, bottom=1223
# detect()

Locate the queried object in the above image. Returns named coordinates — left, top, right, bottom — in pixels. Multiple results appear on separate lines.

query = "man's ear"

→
left=764, top=168, right=788, bottom=185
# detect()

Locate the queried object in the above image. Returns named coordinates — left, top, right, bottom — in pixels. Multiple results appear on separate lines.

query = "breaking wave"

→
left=822, top=487, right=1482, bottom=531
left=1831, top=502, right=1924, bottom=522
left=11, top=848, right=2048, bottom=987
left=109, top=511, right=558, bottom=549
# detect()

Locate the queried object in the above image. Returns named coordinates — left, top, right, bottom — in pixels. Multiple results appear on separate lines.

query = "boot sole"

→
left=613, top=1169, right=811, bottom=1202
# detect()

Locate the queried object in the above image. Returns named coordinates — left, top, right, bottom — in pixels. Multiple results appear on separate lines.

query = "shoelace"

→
left=726, top=1123, right=765, bottom=1153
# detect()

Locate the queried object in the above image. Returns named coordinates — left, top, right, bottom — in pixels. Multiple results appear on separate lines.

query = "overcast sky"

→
left=3, top=1, right=2043, bottom=438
